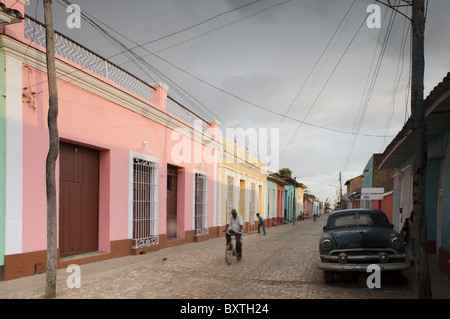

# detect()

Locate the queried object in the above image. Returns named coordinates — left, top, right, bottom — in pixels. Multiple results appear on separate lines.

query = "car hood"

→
left=327, top=226, right=392, bottom=249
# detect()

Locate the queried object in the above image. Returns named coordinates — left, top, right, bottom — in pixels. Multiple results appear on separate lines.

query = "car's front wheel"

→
left=323, top=270, right=334, bottom=284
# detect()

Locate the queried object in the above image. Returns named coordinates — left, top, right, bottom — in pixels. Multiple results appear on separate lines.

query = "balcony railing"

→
left=166, top=97, right=208, bottom=132
left=24, top=16, right=153, bottom=102
left=23, top=16, right=211, bottom=132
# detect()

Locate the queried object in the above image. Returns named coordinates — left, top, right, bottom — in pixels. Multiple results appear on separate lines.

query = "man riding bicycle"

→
left=224, top=209, right=244, bottom=260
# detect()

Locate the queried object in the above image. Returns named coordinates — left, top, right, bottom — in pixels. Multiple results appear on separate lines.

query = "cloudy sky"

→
left=26, top=0, right=450, bottom=203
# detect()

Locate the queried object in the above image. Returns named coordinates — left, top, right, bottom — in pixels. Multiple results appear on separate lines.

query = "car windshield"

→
left=328, top=213, right=390, bottom=229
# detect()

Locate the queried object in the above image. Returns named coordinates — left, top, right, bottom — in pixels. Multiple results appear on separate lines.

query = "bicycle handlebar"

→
left=224, top=230, right=242, bottom=235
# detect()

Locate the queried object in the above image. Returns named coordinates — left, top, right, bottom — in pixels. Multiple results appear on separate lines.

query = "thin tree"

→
left=43, top=0, right=59, bottom=299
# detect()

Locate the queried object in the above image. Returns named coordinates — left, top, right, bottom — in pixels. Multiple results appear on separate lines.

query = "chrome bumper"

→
left=317, top=261, right=411, bottom=272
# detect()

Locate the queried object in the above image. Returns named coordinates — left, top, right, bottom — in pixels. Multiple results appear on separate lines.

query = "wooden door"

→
left=166, top=166, right=178, bottom=238
left=59, top=142, right=99, bottom=257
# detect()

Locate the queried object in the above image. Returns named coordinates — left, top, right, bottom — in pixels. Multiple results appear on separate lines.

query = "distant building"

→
left=343, top=174, right=363, bottom=209
left=361, top=154, right=394, bottom=221
left=266, top=173, right=288, bottom=226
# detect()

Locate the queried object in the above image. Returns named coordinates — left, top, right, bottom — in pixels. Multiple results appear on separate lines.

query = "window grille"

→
left=132, top=158, right=158, bottom=248
left=194, top=173, right=208, bottom=236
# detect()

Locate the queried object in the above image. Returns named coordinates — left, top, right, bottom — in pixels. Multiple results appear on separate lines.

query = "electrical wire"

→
left=279, top=1, right=371, bottom=158
left=268, top=0, right=359, bottom=146
left=341, top=0, right=399, bottom=173
left=120, top=0, right=293, bottom=65
left=30, top=0, right=287, bottom=154
left=381, top=5, right=411, bottom=150
left=36, top=0, right=391, bottom=141
left=29, top=0, right=395, bottom=153
left=104, top=0, right=266, bottom=62
left=57, top=0, right=274, bottom=156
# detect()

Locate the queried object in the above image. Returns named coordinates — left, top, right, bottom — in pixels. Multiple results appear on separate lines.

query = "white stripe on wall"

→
left=4, top=54, right=23, bottom=255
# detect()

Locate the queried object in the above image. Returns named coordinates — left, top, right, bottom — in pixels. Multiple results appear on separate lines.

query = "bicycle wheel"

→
left=225, top=242, right=234, bottom=265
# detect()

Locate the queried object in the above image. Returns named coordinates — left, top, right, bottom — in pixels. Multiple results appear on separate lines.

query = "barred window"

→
left=194, top=173, right=208, bottom=236
left=132, top=158, right=158, bottom=248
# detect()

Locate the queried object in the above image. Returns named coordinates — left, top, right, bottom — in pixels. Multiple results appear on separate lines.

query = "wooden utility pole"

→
left=338, top=172, right=342, bottom=210
left=376, top=0, right=432, bottom=298
left=43, top=0, right=59, bottom=299
left=410, top=0, right=432, bottom=299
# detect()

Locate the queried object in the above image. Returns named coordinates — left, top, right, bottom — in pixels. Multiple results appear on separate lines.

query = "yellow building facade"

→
left=217, top=136, right=268, bottom=234
left=297, top=183, right=307, bottom=220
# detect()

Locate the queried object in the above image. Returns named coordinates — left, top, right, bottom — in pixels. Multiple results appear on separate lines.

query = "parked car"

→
left=318, top=209, right=411, bottom=284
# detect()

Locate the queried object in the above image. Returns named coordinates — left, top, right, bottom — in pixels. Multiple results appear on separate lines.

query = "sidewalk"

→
left=0, top=228, right=449, bottom=299
left=0, top=233, right=243, bottom=299
left=403, top=254, right=450, bottom=299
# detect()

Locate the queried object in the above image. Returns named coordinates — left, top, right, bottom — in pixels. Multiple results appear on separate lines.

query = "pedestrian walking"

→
left=401, top=211, right=415, bottom=265
left=256, top=213, right=266, bottom=235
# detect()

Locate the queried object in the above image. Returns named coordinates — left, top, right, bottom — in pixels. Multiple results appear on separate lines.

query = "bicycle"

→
left=225, top=230, right=242, bottom=265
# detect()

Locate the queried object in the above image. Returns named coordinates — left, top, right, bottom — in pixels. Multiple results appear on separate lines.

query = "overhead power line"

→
left=31, top=0, right=392, bottom=140
left=28, top=0, right=287, bottom=155
left=342, top=0, right=399, bottom=172
left=105, top=0, right=266, bottom=62
left=278, top=0, right=362, bottom=157
left=269, top=0, right=359, bottom=145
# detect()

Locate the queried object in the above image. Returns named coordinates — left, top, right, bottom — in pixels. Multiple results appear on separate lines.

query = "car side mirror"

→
left=391, top=223, right=394, bottom=229
left=323, top=226, right=327, bottom=231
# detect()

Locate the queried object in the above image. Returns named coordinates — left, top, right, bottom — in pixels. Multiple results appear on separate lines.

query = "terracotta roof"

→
left=344, top=174, right=363, bottom=186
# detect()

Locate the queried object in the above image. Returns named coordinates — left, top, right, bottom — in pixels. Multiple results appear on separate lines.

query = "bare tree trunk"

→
left=43, top=0, right=59, bottom=299
left=411, top=0, right=432, bottom=299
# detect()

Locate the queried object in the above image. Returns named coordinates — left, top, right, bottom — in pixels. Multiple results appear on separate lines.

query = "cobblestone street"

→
left=51, top=216, right=417, bottom=300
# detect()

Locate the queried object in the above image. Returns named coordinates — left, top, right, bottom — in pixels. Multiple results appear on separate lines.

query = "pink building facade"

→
left=0, top=1, right=221, bottom=280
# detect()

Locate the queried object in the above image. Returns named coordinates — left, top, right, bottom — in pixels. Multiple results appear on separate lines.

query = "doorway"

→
left=166, top=165, right=178, bottom=238
left=59, top=142, right=99, bottom=257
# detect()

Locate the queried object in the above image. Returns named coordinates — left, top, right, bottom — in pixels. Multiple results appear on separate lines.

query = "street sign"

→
left=361, top=194, right=384, bottom=200
left=361, top=188, right=384, bottom=194
left=361, top=188, right=384, bottom=200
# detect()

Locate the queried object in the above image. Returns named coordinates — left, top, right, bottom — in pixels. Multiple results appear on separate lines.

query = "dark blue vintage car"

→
left=318, top=209, right=411, bottom=284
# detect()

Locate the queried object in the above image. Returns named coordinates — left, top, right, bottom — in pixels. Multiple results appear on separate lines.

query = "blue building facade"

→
left=378, top=72, right=450, bottom=277
left=284, top=184, right=297, bottom=223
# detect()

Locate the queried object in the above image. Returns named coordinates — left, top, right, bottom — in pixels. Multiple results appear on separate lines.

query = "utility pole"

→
left=376, top=0, right=432, bottom=298
left=339, top=172, right=342, bottom=210
left=410, top=0, right=432, bottom=299
left=43, top=0, right=59, bottom=299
